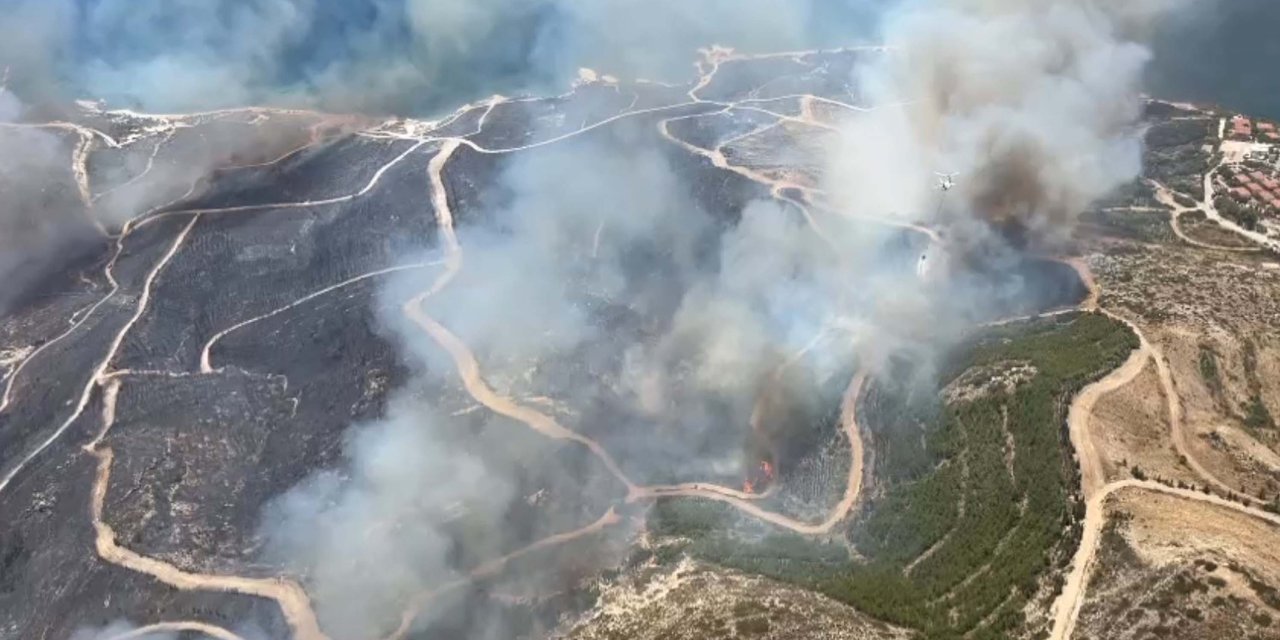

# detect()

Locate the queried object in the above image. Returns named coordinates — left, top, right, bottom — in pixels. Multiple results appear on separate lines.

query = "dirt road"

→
left=384, top=509, right=623, bottom=640
left=1049, top=263, right=1277, bottom=640
left=1149, top=179, right=1259, bottom=253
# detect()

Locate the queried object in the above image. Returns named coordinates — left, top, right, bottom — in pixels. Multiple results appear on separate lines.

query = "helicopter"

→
left=935, top=171, right=960, bottom=192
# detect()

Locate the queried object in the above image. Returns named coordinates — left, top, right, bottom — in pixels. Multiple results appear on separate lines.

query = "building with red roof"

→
left=1232, top=115, right=1254, bottom=140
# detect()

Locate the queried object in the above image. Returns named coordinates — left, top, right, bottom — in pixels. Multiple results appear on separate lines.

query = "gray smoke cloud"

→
left=0, top=88, right=322, bottom=313
left=260, top=397, right=518, bottom=639
left=0, top=91, right=100, bottom=313
left=258, top=2, right=1201, bottom=637
left=0, top=0, right=869, bottom=115
left=261, top=122, right=943, bottom=640
left=0, top=0, right=1195, bottom=637
left=827, top=0, right=1188, bottom=250
left=69, top=621, right=174, bottom=640
left=0, top=0, right=868, bottom=312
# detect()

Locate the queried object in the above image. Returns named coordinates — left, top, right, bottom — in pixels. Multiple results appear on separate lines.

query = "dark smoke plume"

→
left=827, top=0, right=1189, bottom=250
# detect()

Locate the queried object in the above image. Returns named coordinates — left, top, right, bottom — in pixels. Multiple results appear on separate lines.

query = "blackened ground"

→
left=0, top=49, right=1086, bottom=640
left=117, top=146, right=440, bottom=373
left=188, top=137, right=419, bottom=209
left=0, top=395, right=289, bottom=640
left=665, top=109, right=779, bottom=151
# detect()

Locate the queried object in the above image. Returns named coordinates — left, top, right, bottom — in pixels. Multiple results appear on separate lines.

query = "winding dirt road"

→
left=102, top=621, right=246, bottom=640
left=384, top=508, right=622, bottom=640
left=386, top=99, right=879, bottom=631
left=7, top=51, right=905, bottom=639
left=87, top=375, right=330, bottom=640
left=1149, top=179, right=1259, bottom=253
left=1050, top=261, right=1279, bottom=639
left=1196, top=164, right=1280, bottom=252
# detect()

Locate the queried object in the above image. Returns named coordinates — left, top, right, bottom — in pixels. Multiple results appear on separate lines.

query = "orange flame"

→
left=760, top=460, right=775, bottom=480
left=743, top=480, right=755, bottom=494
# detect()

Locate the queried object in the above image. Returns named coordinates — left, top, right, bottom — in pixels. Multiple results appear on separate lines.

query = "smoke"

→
left=259, top=397, right=520, bottom=639
left=254, top=3, right=1203, bottom=638
left=0, top=91, right=101, bottom=313
left=70, top=619, right=272, bottom=640
left=0, top=88, right=321, bottom=313
left=0, top=0, right=877, bottom=115
left=0, top=0, right=1193, bottom=637
left=69, top=621, right=174, bottom=640
left=826, top=0, right=1187, bottom=250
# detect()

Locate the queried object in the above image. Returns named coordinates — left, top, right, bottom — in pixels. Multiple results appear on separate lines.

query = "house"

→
left=1232, top=115, right=1254, bottom=139
left=1231, top=187, right=1252, bottom=200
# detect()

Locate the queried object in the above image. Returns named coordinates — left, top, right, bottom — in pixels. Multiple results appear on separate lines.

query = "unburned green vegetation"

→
left=647, top=313, right=1139, bottom=640
left=1145, top=119, right=1216, bottom=199
left=1079, top=207, right=1175, bottom=244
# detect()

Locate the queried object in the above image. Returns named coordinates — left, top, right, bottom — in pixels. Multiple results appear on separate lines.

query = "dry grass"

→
left=1089, top=358, right=1199, bottom=487
left=1075, top=489, right=1280, bottom=640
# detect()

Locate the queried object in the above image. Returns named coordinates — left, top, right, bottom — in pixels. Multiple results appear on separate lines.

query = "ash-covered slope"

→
left=0, top=48, right=1086, bottom=640
left=0, top=52, right=830, bottom=640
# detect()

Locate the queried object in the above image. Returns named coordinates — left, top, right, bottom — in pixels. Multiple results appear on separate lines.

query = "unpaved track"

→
left=1048, top=185, right=1280, bottom=639
left=0, top=214, right=202, bottom=495
left=103, top=621, right=247, bottom=640
left=92, top=133, right=171, bottom=204
left=385, top=509, right=622, bottom=640
left=88, top=375, right=330, bottom=640
left=404, top=115, right=871, bottom=530
left=1149, top=179, right=1259, bottom=253
left=403, top=298, right=641, bottom=496
left=200, top=260, right=444, bottom=373
left=150, top=139, right=428, bottom=221
left=6, top=53, right=889, bottom=639
left=1195, top=165, right=1280, bottom=251
left=1049, top=262, right=1279, bottom=640
left=633, top=373, right=867, bottom=535
left=386, top=143, right=643, bottom=639
left=1063, top=257, right=1236, bottom=495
